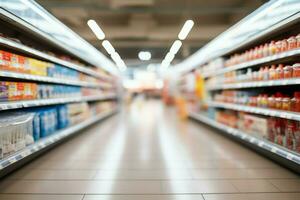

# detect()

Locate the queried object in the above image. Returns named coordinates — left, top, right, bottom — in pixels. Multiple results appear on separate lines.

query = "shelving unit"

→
left=207, top=78, right=300, bottom=90
left=0, top=94, right=117, bottom=111
left=189, top=112, right=300, bottom=170
left=202, top=48, right=300, bottom=78
left=0, top=70, right=108, bottom=88
left=208, top=101, right=300, bottom=121
left=0, top=1, right=120, bottom=177
left=0, top=36, right=111, bottom=81
left=0, top=108, right=118, bottom=175
left=175, top=0, right=300, bottom=172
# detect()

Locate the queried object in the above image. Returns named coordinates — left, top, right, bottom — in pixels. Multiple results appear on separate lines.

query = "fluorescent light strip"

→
left=169, top=40, right=182, bottom=55
left=102, top=40, right=115, bottom=55
left=165, top=52, right=175, bottom=63
left=178, top=20, right=194, bottom=40
left=87, top=19, right=105, bottom=40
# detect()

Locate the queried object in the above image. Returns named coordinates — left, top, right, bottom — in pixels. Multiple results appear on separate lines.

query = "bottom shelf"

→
left=188, top=112, right=300, bottom=167
left=0, top=108, right=118, bottom=173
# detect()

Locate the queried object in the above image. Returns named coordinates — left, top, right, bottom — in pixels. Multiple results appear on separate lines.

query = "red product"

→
left=292, top=63, right=300, bottom=78
left=291, top=92, right=300, bottom=112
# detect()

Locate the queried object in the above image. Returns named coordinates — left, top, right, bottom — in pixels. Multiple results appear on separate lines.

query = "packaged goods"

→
left=0, top=113, right=34, bottom=158
left=57, top=105, right=69, bottom=129
left=239, top=113, right=268, bottom=138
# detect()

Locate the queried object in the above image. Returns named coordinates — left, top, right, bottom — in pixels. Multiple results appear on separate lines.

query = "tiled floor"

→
left=0, top=99, right=299, bottom=199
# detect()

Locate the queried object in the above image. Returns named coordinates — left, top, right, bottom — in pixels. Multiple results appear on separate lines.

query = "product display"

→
left=213, top=90, right=300, bottom=112
left=0, top=0, right=119, bottom=177
left=176, top=0, right=300, bottom=172
left=0, top=101, right=117, bottom=159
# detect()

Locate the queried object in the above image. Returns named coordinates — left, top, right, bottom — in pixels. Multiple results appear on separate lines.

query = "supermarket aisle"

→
left=0, top=99, right=299, bottom=200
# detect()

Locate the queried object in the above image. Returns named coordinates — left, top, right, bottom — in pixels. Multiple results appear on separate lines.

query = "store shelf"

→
left=208, top=101, right=300, bottom=121
left=0, top=94, right=117, bottom=111
left=202, top=48, right=300, bottom=78
left=0, top=108, right=118, bottom=171
left=189, top=111, right=300, bottom=165
left=0, top=70, right=110, bottom=88
left=207, top=78, right=300, bottom=90
left=0, top=36, right=112, bottom=81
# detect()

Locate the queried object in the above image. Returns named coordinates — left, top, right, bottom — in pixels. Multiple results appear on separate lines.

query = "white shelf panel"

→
left=0, top=70, right=110, bottom=88
left=207, top=78, right=300, bottom=90
left=208, top=101, right=300, bottom=121
left=0, top=108, right=118, bottom=170
left=0, top=37, right=113, bottom=81
left=0, top=94, right=117, bottom=111
left=202, top=49, right=300, bottom=78
left=189, top=112, right=300, bottom=164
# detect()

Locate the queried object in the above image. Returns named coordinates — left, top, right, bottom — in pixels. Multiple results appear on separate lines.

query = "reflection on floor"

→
left=0, top=99, right=299, bottom=200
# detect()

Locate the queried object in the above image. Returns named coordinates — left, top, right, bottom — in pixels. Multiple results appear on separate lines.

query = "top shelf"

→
left=0, top=36, right=112, bottom=81
left=0, top=1, right=119, bottom=75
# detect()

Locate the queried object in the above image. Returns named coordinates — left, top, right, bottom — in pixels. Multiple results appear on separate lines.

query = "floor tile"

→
left=162, top=180, right=238, bottom=193
left=0, top=195, right=83, bottom=200
left=84, top=195, right=205, bottom=200
left=8, top=169, right=97, bottom=180
left=230, top=179, right=279, bottom=192
left=203, top=193, right=300, bottom=200
left=0, top=180, right=162, bottom=194
left=269, top=179, right=300, bottom=192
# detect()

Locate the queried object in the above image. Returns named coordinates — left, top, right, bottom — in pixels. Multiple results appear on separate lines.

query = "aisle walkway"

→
left=0, top=100, right=299, bottom=200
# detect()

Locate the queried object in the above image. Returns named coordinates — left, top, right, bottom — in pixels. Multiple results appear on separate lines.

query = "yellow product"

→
left=8, top=82, right=18, bottom=101
left=28, top=58, right=48, bottom=76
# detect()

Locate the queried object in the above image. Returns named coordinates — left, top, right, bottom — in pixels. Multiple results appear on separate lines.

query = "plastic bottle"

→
left=283, top=65, right=293, bottom=79
left=287, top=36, right=297, bottom=50
left=282, top=96, right=291, bottom=111
left=292, top=63, right=300, bottom=78
left=296, top=34, right=300, bottom=48
left=269, top=65, right=276, bottom=80
left=275, top=64, right=284, bottom=79
left=269, top=41, right=276, bottom=55
left=268, top=95, right=276, bottom=109
left=291, top=92, right=300, bottom=112
left=275, top=92, right=283, bottom=110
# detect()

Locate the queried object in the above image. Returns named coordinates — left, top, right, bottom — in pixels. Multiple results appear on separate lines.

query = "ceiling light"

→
left=87, top=19, right=105, bottom=40
left=165, top=52, right=175, bottom=63
left=178, top=20, right=194, bottom=40
left=161, top=59, right=170, bottom=68
left=169, top=40, right=182, bottom=55
left=111, top=51, right=121, bottom=62
left=116, top=60, right=127, bottom=71
left=102, top=40, right=115, bottom=55
left=138, top=51, right=151, bottom=61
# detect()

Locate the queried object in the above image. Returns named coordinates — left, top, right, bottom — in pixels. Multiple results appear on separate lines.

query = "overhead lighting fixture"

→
left=178, top=20, right=194, bottom=40
left=111, top=51, right=121, bottom=62
left=87, top=19, right=105, bottom=40
left=165, top=52, right=175, bottom=63
left=161, top=59, right=170, bottom=68
left=138, top=51, right=151, bottom=61
left=169, top=40, right=182, bottom=55
left=102, top=40, right=115, bottom=55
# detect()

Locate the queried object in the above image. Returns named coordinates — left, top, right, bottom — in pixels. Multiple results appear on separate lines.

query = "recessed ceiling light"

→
left=138, top=51, right=151, bottom=61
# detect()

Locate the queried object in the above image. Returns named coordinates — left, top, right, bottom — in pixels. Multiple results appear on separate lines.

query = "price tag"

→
left=271, top=147, right=277, bottom=153
left=286, top=154, right=293, bottom=160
